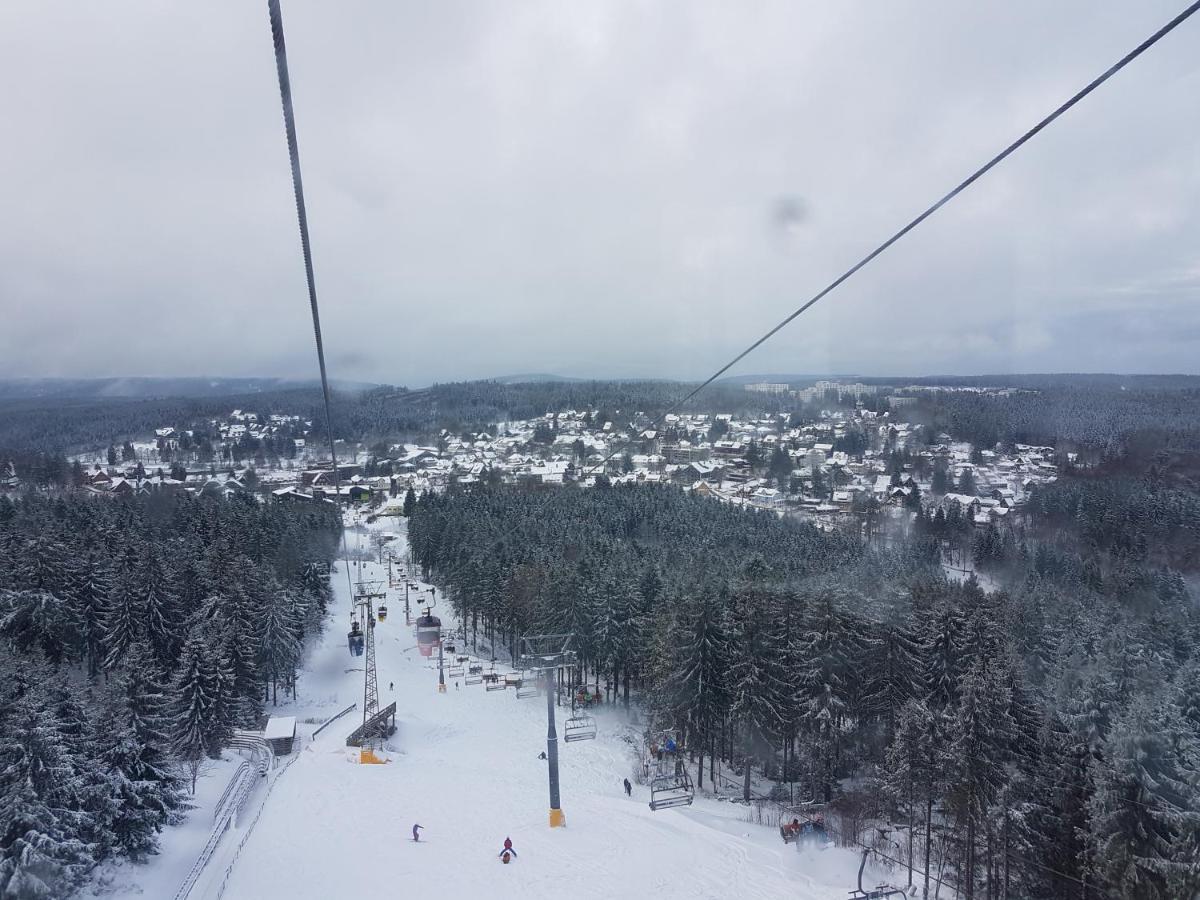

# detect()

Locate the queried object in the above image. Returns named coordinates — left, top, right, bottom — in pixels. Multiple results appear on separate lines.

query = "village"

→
left=11, top=382, right=1060, bottom=537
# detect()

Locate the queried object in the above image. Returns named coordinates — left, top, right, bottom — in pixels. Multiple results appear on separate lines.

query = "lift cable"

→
left=587, top=0, right=1200, bottom=476
left=267, top=0, right=354, bottom=602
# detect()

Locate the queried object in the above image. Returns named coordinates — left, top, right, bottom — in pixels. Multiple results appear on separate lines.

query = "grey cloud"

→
left=1, top=1, right=1198, bottom=383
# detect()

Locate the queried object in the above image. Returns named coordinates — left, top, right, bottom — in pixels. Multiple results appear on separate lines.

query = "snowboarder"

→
left=537, top=751, right=547, bottom=760
left=623, top=778, right=632, bottom=797
left=390, top=681, right=394, bottom=691
left=412, top=823, right=423, bottom=842
left=498, top=836, right=518, bottom=858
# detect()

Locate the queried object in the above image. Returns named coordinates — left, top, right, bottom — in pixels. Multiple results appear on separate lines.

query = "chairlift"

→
left=515, top=680, right=540, bottom=699
left=563, top=713, right=597, bottom=742
left=484, top=673, right=505, bottom=692
left=846, top=849, right=906, bottom=899
left=780, top=802, right=828, bottom=844
left=503, top=673, right=523, bottom=688
left=465, top=668, right=484, bottom=686
left=447, top=664, right=464, bottom=677
left=648, top=770, right=694, bottom=811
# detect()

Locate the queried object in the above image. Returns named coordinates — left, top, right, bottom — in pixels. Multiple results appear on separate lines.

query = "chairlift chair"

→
left=846, top=849, right=907, bottom=899
left=465, top=670, right=483, bottom=686
left=563, top=713, right=597, bottom=742
left=515, top=681, right=539, bottom=699
left=503, top=673, right=523, bottom=688
left=484, top=673, right=506, bottom=692
left=648, top=770, right=694, bottom=811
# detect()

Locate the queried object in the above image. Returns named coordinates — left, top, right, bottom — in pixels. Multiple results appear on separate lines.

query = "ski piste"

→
left=103, top=515, right=889, bottom=900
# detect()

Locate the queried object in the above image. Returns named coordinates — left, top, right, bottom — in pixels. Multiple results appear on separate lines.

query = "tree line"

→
left=0, top=491, right=339, bottom=897
left=408, top=481, right=1200, bottom=900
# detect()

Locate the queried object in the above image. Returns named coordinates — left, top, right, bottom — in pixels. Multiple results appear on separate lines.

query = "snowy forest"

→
left=0, top=492, right=339, bottom=897
left=408, top=481, right=1200, bottom=900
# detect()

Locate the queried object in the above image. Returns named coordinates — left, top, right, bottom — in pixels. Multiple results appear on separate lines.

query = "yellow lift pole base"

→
left=438, top=683, right=447, bottom=693
left=549, top=808, right=566, bottom=828
left=359, top=748, right=389, bottom=764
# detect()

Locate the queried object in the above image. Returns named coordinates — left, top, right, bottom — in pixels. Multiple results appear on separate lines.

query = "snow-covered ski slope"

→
left=216, top=520, right=880, bottom=900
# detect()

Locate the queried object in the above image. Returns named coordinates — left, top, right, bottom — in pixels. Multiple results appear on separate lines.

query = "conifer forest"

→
left=0, top=492, right=338, bottom=896
left=409, top=470, right=1200, bottom=899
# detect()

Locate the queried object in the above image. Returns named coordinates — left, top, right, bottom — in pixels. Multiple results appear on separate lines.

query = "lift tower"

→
left=353, top=581, right=388, bottom=761
left=519, top=633, right=576, bottom=828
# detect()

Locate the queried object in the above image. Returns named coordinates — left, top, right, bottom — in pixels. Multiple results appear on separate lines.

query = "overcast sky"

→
left=1, top=2, right=1198, bottom=385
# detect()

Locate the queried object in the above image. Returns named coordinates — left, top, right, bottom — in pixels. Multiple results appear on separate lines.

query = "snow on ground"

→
left=216, top=518, right=888, bottom=900
left=94, top=515, right=895, bottom=900
left=80, top=754, right=241, bottom=900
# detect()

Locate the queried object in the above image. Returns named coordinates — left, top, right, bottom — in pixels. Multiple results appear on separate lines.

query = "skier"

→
left=623, top=778, right=632, bottom=797
left=456, top=682, right=460, bottom=690
left=538, top=751, right=548, bottom=760
left=390, top=681, right=394, bottom=691
left=412, top=823, right=423, bottom=842
left=500, top=850, right=513, bottom=864
left=498, top=836, right=518, bottom=858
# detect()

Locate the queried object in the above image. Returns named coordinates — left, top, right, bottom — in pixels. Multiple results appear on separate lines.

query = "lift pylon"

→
left=353, top=581, right=388, bottom=756
left=520, top=633, right=577, bottom=828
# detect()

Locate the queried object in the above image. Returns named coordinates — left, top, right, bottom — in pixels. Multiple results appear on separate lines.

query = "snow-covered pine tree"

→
left=1088, top=698, right=1200, bottom=899
left=0, top=693, right=95, bottom=897
left=943, top=657, right=1017, bottom=900
left=68, top=550, right=113, bottom=678
left=137, top=549, right=182, bottom=669
left=859, top=619, right=924, bottom=750
left=884, top=698, right=943, bottom=899
left=795, top=592, right=859, bottom=803
left=101, top=574, right=143, bottom=671
left=0, top=589, right=74, bottom=664
left=169, top=635, right=215, bottom=793
left=726, top=589, right=785, bottom=801
left=658, top=587, right=729, bottom=788
left=257, top=586, right=300, bottom=706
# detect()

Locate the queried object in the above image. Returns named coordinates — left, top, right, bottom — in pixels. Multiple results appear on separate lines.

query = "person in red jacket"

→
left=498, top=836, right=518, bottom=858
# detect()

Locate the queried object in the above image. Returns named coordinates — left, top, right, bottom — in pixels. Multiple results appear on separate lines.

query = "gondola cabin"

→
left=415, top=610, right=442, bottom=658
left=377, top=604, right=388, bottom=622
left=347, top=621, right=364, bottom=656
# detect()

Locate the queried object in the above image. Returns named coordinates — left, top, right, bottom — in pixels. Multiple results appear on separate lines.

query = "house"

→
left=674, top=460, right=724, bottom=483
left=0, top=462, right=19, bottom=492
left=751, top=487, right=784, bottom=509
left=105, top=477, right=134, bottom=496
left=272, top=487, right=317, bottom=502
left=264, top=716, right=297, bottom=755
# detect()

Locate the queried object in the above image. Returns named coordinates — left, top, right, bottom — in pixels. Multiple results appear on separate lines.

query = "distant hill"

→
left=487, top=373, right=681, bottom=385
left=0, top=376, right=377, bottom=402
left=714, top=373, right=860, bottom=386
left=486, top=373, right=587, bottom=385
